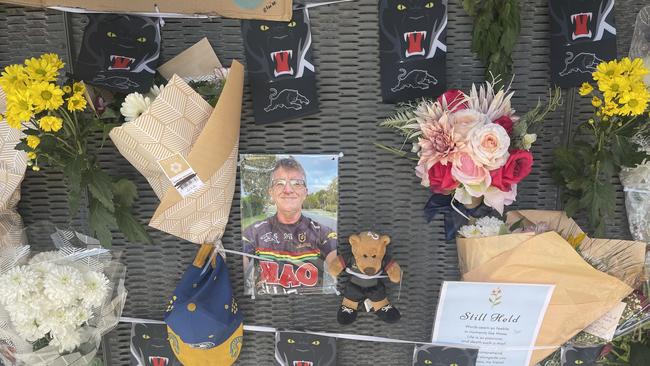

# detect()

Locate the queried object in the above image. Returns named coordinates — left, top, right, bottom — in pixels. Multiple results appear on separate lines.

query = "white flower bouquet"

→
left=0, top=229, right=126, bottom=366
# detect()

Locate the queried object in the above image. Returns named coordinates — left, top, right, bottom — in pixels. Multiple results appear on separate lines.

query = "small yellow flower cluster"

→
left=578, top=57, right=650, bottom=117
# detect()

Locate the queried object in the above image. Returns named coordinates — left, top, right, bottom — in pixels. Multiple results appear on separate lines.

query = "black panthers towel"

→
left=550, top=0, right=617, bottom=88
left=379, top=0, right=448, bottom=103
left=241, top=7, right=320, bottom=125
left=412, top=345, right=478, bottom=366
left=275, top=331, right=336, bottom=366
left=75, top=14, right=161, bottom=94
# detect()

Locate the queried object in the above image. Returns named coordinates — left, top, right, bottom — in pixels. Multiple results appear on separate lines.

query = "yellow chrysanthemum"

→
left=27, top=151, right=36, bottom=160
left=602, top=100, right=619, bottom=117
left=66, top=93, right=87, bottom=112
left=39, top=115, right=63, bottom=132
left=592, top=96, right=602, bottom=108
left=599, top=76, right=631, bottom=99
left=5, top=89, right=33, bottom=126
left=579, top=82, right=594, bottom=96
left=62, top=85, right=71, bottom=94
left=24, top=57, right=58, bottom=83
left=593, top=60, right=622, bottom=82
left=625, top=58, right=648, bottom=80
left=40, top=53, right=64, bottom=70
left=0, top=64, right=28, bottom=92
left=619, top=90, right=650, bottom=116
left=29, top=82, right=64, bottom=112
left=26, top=135, right=40, bottom=149
left=72, top=81, right=85, bottom=95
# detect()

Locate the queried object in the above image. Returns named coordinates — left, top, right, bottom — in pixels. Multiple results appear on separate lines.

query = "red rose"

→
left=437, top=89, right=467, bottom=112
left=493, top=115, right=513, bottom=135
left=428, top=162, right=458, bottom=194
left=490, top=150, right=533, bottom=191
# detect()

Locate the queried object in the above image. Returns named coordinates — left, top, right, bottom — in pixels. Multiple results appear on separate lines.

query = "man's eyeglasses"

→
left=271, top=179, right=307, bottom=191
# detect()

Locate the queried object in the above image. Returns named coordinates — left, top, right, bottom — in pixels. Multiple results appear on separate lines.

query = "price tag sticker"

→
left=158, top=154, right=204, bottom=197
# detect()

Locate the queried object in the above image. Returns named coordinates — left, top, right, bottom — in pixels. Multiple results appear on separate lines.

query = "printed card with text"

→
left=432, top=282, right=554, bottom=366
left=241, top=7, right=320, bottom=124
left=379, top=0, right=448, bottom=103
left=549, top=0, right=617, bottom=88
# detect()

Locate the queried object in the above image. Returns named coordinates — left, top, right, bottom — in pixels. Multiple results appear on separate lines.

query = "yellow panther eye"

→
left=260, top=24, right=270, bottom=31
left=311, top=340, right=320, bottom=346
left=575, top=361, right=584, bottom=365
left=450, top=363, right=458, bottom=366
left=136, top=37, right=147, bottom=43
left=106, top=31, right=117, bottom=38
left=424, top=361, right=432, bottom=365
left=288, top=20, right=297, bottom=27
left=397, top=4, right=406, bottom=10
left=142, top=334, right=151, bottom=339
left=287, top=339, right=295, bottom=344
left=425, top=2, right=434, bottom=8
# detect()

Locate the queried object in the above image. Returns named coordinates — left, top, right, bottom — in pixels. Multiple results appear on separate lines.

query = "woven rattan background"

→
left=0, top=1, right=647, bottom=365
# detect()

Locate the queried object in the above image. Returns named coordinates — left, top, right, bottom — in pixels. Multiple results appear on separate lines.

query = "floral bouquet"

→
left=0, top=53, right=148, bottom=246
left=552, top=57, right=650, bottom=235
left=380, top=79, right=561, bottom=239
left=0, top=228, right=126, bottom=366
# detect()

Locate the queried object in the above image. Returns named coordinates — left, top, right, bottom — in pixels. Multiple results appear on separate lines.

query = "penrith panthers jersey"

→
left=242, top=214, right=337, bottom=295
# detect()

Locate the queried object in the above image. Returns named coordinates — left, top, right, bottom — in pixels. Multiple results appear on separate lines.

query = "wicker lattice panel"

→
left=0, top=1, right=647, bottom=365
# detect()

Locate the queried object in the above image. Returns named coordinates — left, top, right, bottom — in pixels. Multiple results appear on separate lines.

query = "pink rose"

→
left=468, top=123, right=510, bottom=170
left=451, top=152, right=491, bottom=196
left=428, top=162, right=458, bottom=194
left=493, top=115, right=513, bottom=135
left=490, top=150, right=533, bottom=191
left=437, top=89, right=467, bottom=112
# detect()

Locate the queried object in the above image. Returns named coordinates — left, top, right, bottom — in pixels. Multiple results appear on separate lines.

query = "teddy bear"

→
left=326, top=231, right=402, bottom=325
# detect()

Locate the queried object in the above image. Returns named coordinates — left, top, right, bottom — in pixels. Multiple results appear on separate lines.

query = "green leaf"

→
left=64, top=157, right=84, bottom=217
left=89, top=198, right=117, bottom=246
left=87, top=168, right=115, bottom=212
left=612, top=136, right=648, bottom=168
left=98, top=107, right=118, bottom=120
left=114, top=208, right=151, bottom=244
left=112, top=178, right=138, bottom=208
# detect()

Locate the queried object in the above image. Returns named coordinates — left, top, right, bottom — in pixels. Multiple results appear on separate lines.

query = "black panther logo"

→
left=413, top=345, right=478, bottom=366
left=550, top=0, right=616, bottom=43
left=275, top=332, right=336, bottom=366
left=242, top=9, right=314, bottom=81
left=392, top=68, right=438, bottom=92
left=561, top=345, right=604, bottom=366
left=264, top=88, right=310, bottom=112
left=76, top=14, right=160, bottom=91
left=559, top=51, right=604, bottom=76
left=130, top=323, right=181, bottom=366
left=379, top=0, right=447, bottom=61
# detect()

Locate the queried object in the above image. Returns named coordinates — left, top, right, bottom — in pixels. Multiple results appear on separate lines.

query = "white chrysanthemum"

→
left=43, top=265, right=84, bottom=306
left=458, top=225, right=481, bottom=238
left=120, top=92, right=151, bottom=122
left=475, top=216, right=507, bottom=237
left=69, top=304, right=92, bottom=327
left=147, top=84, right=165, bottom=100
left=14, top=317, right=44, bottom=342
left=214, top=67, right=230, bottom=81
left=50, top=327, right=82, bottom=352
left=0, top=266, right=39, bottom=304
left=29, top=251, right=63, bottom=265
left=81, top=271, right=109, bottom=308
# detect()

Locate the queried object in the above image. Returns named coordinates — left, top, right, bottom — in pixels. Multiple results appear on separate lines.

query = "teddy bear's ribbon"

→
left=423, top=194, right=495, bottom=241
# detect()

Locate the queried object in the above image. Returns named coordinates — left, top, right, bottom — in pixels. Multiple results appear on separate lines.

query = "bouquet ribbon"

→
left=423, top=194, right=493, bottom=241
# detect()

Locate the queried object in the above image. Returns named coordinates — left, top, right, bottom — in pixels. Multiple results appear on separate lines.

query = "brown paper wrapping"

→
left=157, top=38, right=222, bottom=81
left=0, top=88, right=27, bottom=248
left=110, top=55, right=244, bottom=244
left=458, top=210, right=645, bottom=365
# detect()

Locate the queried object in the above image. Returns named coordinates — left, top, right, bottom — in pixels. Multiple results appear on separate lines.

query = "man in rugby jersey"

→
left=242, top=158, right=338, bottom=294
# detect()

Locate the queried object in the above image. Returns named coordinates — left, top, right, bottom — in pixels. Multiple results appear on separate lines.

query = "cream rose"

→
left=451, top=109, right=488, bottom=139
left=468, top=123, right=510, bottom=170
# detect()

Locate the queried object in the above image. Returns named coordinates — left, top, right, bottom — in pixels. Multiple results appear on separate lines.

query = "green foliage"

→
left=463, top=0, right=521, bottom=84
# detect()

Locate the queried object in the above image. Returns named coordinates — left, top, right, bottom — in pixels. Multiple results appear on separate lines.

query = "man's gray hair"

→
left=269, top=157, right=307, bottom=186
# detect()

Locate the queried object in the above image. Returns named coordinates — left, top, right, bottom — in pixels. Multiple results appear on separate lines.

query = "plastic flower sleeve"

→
left=0, top=226, right=126, bottom=366
left=630, top=5, right=650, bottom=86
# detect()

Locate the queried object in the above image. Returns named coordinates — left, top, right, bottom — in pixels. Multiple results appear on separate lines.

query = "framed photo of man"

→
left=240, top=154, right=339, bottom=296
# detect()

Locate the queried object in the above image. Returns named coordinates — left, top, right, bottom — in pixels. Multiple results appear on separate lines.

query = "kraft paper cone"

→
left=158, top=38, right=222, bottom=81
left=149, top=62, right=243, bottom=244
left=456, top=232, right=534, bottom=275
left=506, top=210, right=646, bottom=287
left=463, top=231, right=633, bottom=365
left=0, top=88, right=27, bottom=249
